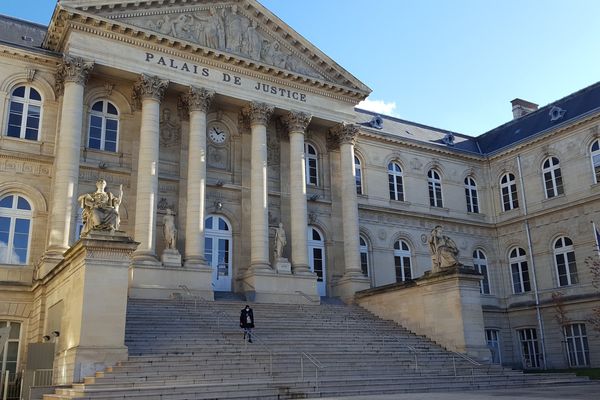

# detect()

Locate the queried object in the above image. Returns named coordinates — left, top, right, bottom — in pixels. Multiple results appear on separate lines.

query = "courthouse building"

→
left=0, top=0, right=598, bottom=382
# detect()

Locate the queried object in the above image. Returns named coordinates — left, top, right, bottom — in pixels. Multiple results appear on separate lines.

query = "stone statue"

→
left=162, top=209, right=177, bottom=250
left=272, top=222, right=287, bottom=260
left=159, top=108, right=181, bottom=146
left=78, top=179, right=123, bottom=236
left=225, top=6, right=245, bottom=53
left=428, top=225, right=461, bottom=273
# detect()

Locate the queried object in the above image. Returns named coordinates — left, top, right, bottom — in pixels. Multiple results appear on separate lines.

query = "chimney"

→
left=511, top=98, right=539, bottom=119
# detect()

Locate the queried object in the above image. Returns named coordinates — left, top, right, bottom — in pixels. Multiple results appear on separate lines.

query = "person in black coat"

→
left=240, top=305, right=254, bottom=343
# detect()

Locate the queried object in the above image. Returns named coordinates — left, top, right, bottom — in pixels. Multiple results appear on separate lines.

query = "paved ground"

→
left=321, top=383, right=600, bottom=400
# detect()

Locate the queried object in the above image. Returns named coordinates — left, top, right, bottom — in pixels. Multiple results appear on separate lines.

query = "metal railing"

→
left=301, top=352, right=324, bottom=392
left=32, top=369, right=53, bottom=387
left=344, top=315, right=420, bottom=370
left=0, top=371, right=21, bottom=400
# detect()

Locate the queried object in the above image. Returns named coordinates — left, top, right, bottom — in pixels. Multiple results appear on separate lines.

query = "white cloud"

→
left=356, top=98, right=399, bottom=117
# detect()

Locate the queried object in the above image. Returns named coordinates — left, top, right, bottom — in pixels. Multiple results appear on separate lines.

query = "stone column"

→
left=243, top=102, right=274, bottom=271
left=131, top=74, right=169, bottom=263
left=180, top=87, right=214, bottom=267
left=45, top=56, right=94, bottom=259
left=282, top=111, right=312, bottom=274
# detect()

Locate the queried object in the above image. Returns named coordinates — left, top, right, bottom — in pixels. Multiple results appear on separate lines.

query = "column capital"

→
left=54, top=55, right=94, bottom=96
left=180, top=86, right=215, bottom=113
left=329, top=122, right=360, bottom=147
left=132, top=74, right=169, bottom=109
left=242, top=101, right=275, bottom=127
left=281, top=111, right=312, bottom=134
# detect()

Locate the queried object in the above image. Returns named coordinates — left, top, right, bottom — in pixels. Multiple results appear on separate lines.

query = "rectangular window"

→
left=485, top=329, right=501, bottom=364
left=518, top=328, right=540, bottom=369
left=511, top=262, right=531, bottom=294
left=360, top=252, right=369, bottom=276
left=564, top=324, right=590, bottom=367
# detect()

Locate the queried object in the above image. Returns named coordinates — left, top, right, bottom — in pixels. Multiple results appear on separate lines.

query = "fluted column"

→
left=46, top=56, right=94, bottom=255
left=282, top=111, right=312, bottom=274
left=132, top=74, right=169, bottom=263
left=330, top=123, right=363, bottom=277
left=180, top=87, right=214, bottom=267
left=243, top=102, right=274, bottom=271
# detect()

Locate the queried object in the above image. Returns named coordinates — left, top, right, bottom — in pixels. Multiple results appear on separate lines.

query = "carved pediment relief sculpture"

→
left=119, top=5, right=324, bottom=80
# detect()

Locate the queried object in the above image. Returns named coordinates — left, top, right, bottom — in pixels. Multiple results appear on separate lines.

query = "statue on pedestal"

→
left=271, top=222, right=291, bottom=274
left=162, top=209, right=178, bottom=250
left=428, top=225, right=461, bottom=273
left=77, top=179, right=122, bottom=236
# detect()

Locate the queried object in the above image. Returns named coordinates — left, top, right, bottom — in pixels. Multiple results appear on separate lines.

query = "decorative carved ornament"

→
left=159, top=108, right=181, bottom=147
left=54, top=55, right=94, bottom=96
left=180, top=86, right=215, bottom=113
left=328, top=123, right=359, bottom=148
left=242, top=102, right=274, bottom=126
left=132, top=74, right=169, bottom=109
left=281, top=111, right=312, bottom=133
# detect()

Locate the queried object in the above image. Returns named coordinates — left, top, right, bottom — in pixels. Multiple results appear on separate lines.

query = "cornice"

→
left=0, top=151, right=54, bottom=165
left=44, top=4, right=369, bottom=103
left=0, top=44, right=62, bottom=67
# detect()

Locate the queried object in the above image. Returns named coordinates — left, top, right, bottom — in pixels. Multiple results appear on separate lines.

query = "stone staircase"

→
left=44, top=298, right=589, bottom=399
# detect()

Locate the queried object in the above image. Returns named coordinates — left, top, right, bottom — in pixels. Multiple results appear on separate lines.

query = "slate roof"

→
left=0, top=14, right=50, bottom=54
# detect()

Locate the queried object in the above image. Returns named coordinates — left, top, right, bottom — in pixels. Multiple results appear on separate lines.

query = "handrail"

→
left=450, top=350, right=484, bottom=382
left=295, top=291, right=320, bottom=304
left=344, top=315, right=420, bottom=370
left=301, top=352, right=324, bottom=392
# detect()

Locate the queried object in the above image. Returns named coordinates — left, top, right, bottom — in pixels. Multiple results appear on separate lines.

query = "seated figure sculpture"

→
left=428, top=225, right=461, bottom=273
left=78, top=179, right=123, bottom=236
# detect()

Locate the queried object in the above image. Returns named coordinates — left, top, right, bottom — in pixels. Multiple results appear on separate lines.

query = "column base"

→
left=291, top=263, right=313, bottom=276
left=248, top=261, right=273, bottom=273
left=131, top=251, right=161, bottom=267
left=183, top=255, right=208, bottom=269
left=129, top=263, right=214, bottom=300
left=241, top=269, right=319, bottom=304
left=331, top=274, right=371, bottom=304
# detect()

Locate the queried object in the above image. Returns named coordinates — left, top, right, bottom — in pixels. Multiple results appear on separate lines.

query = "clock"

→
left=208, top=123, right=228, bottom=145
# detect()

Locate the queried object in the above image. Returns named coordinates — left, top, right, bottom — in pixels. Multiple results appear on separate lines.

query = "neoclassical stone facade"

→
left=0, top=0, right=598, bottom=384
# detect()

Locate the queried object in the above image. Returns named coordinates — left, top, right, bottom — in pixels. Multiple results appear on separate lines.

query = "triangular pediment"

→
left=47, top=0, right=372, bottom=99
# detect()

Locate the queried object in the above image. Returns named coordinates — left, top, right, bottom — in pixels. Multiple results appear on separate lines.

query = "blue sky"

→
left=2, top=0, right=599, bottom=136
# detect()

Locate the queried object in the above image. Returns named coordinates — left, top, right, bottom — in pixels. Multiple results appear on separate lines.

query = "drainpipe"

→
left=516, top=155, right=547, bottom=369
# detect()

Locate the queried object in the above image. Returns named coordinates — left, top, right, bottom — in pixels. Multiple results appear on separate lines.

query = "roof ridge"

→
left=0, top=13, right=49, bottom=29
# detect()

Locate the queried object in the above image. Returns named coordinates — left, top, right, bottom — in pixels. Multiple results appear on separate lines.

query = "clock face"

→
left=208, top=124, right=228, bottom=144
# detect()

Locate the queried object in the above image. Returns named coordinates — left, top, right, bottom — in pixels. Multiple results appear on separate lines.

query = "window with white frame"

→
left=88, top=100, right=119, bottom=152
left=473, top=249, right=490, bottom=294
left=500, top=173, right=519, bottom=211
left=0, top=195, right=32, bottom=265
left=564, top=323, right=590, bottom=367
left=485, top=329, right=502, bottom=364
left=5, top=85, right=42, bottom=141
left=388, top=162, right=404, bottom=201
left=394, top=239, right=412, bottom=282
left=427, top=169, right=443, bottom=207
left=359, top=235, right=370, bottom=278
left=542, top=156, right=564, bottom=198
left=0, top=321, right=21, bottom=376
left=591, top=139, right=600, bottom=184
left=464, top=177, right=479, bottom=213
left=518, top=328, right=541, bottom=369
left=354, top=156, right=363, bottom=195
left=509, top=247, right=531, bottom=294
left=554, top=236, right=578, bottom=287
left=305, top=143, right=319, bottom=186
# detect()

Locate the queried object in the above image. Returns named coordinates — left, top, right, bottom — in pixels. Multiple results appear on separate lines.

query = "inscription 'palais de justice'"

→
left=145, top=53, right=308, bottom=103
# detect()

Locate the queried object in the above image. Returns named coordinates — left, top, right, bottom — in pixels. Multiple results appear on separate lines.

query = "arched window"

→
left=393, top=239, right=412, bottom=282
left=0, top=195, right=32, bottom=265
left=427, top=169, right=443, bottom=207
left=590, top=139, right=600, bottom=184
left=359, top=235, right=370, bottom=277
left=388, top=162, right=404, bottom=201
left=554, top=236, right=578, bottom=287
left=542, top=157, right=564, bottom=198
left=308, top=226, right=327, bottom=296
left=88, top=100, right=119, bottom=152
left=464, top=177, right=479, bottom=213
left=305, top=143, right=319, bottom=186
left=509, top=247, right=530, bottom=294
left=500, top=173, right=519, bottom=211
left=473, top=249, right=490, bottom=294
left=5, top=85, right=42, bottom=141
left=354, top=156, right=363, bottom=195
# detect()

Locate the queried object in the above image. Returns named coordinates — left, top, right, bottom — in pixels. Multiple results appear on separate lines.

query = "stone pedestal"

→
left=46, top=231, right=138, bottom=385
left=161, top=249, right=182, bottom=268
left=355, top=267, right=490, bottom=360
left=332, top=274, right=371, bottom=304
left=129, top=264, right=213, bottom=300
left=241, top=269, right=319, bottom=304
left=274, top=258, right=292, bottom=274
